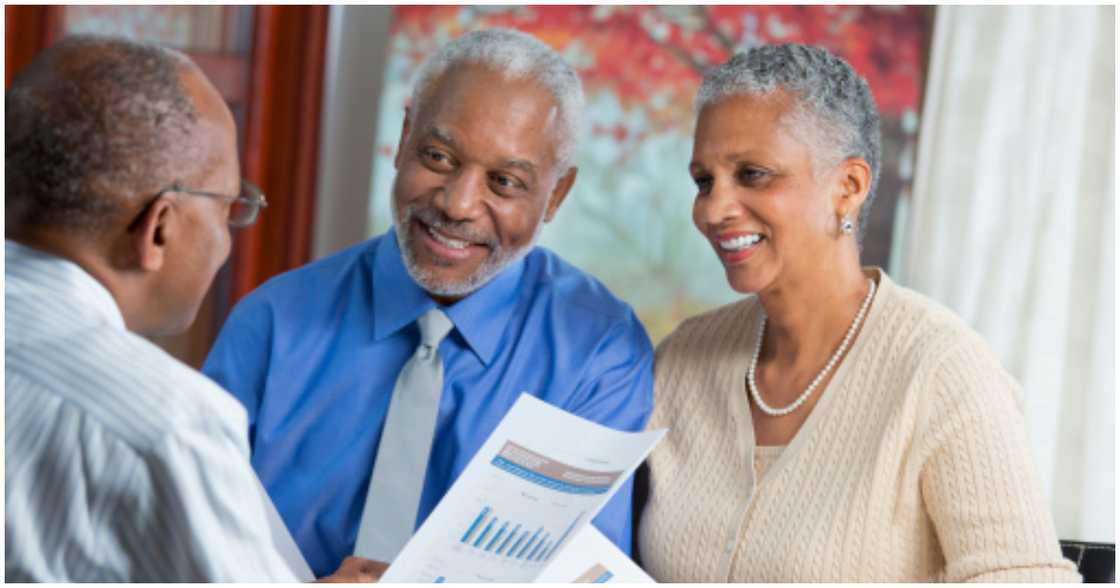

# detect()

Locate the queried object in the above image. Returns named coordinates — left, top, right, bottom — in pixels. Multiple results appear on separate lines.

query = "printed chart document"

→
left=380, top=393, right=665, bottom=583
left=536, top=525, right=654, bottom=583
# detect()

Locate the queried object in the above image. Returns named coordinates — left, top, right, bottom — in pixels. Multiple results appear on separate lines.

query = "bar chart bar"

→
left=485, top=522, right=509, bottom=552
left=472, top=518, right=495, bottom=548
left=460, top=506, right=491, bottom=543
left=508, top=530, right=530, bottom=558
left=534, top=540, right=552, bottom=562
left=517, top=527, right=543, bottom=559
left=497, top=524, right=521, bottom=556
left=527, top=533, right=550, bottom=561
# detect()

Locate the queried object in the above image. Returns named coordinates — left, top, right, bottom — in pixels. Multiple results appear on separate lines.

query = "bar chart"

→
left=377, top=395, right=664, bottom=583
left=458, top=505, right=584, bottom=564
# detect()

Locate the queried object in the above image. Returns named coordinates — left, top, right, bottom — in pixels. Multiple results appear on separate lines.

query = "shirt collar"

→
left=371, top=228, right=526, bottom=366
left=5, top=240, right=126, bottom=331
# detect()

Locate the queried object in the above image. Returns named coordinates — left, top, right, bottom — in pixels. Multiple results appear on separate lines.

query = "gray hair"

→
left=696, top=44, right=882, bottom=240
left=408, top=28, right=585, bottom=170
left=6, top=34, right=199, bottom=233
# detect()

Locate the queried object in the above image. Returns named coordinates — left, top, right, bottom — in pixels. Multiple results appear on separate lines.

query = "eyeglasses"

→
left=158, top=179, right=268, bottom=227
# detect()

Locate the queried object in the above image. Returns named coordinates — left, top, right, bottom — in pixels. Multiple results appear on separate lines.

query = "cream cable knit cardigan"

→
left=637, top=269, right=1080, bottom=582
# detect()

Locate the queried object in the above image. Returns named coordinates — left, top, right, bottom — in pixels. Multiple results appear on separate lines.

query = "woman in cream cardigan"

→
left=636, top=44, right=1079, bottom=583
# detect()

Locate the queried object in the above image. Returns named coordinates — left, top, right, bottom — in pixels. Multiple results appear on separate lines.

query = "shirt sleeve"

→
left=109, top=419, right=303, bottom=582
left=567, top=310, right=656, bottom=556
left=202, top=295, right=274, bottom=438
left=918, top=338, right=1081, bottom=582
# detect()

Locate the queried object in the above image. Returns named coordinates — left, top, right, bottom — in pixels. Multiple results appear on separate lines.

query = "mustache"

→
left=406, top=205, right=498, bottom=249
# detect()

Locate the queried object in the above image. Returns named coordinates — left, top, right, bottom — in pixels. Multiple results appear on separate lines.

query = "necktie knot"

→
left=417, top=308, right=454, bottom=355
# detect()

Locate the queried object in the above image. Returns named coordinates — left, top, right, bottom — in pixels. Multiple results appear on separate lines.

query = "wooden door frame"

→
left=5, top=5, right=61, bottom=85
left=235, top=5, right=329, bottom=301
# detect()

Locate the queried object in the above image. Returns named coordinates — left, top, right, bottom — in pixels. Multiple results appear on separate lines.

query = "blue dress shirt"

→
left=203, top=229, right=654, bottom=577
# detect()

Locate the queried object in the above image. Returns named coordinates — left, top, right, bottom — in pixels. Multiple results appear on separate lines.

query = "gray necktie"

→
left=354, top=308, right=454, bottom=562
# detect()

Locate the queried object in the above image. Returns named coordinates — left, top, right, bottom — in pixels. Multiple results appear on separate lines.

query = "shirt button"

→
left=419, top=344, right=433, bottom=359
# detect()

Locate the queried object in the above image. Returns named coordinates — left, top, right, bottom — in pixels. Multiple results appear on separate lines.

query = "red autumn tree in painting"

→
left=391, top=6, right=926, bottom=123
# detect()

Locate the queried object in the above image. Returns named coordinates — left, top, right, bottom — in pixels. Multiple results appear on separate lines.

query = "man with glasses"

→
left=5, top=35, right=377, bottom=582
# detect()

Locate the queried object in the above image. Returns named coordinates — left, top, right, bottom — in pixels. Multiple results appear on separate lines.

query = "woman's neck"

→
left=756, top=260, right=872, bottom=368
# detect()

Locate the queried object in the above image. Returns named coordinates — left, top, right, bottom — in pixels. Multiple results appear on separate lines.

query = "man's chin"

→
left=396, top=225, right=535, bottom=299
left=410, top=265, right=491, bottom=298
left=403, top=249, right=508, bottom=299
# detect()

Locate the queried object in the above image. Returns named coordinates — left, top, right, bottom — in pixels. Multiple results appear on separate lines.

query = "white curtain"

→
left=897, top=5, right=1115, bottom=542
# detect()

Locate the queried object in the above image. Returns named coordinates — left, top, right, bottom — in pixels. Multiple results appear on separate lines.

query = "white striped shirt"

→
left=5, top=241, right=301, bottom=582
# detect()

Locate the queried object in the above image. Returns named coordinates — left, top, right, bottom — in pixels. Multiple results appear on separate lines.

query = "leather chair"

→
left=1060, top=540, right=1115, bottom=583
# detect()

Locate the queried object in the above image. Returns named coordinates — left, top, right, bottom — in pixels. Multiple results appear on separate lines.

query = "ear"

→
left=394, top=106, right=412, bottom=171
left=543, top=166, right=578, bottom=223
left=131, top=196, right=175, bottom=272
left=833, top=156, right=872, bottom=219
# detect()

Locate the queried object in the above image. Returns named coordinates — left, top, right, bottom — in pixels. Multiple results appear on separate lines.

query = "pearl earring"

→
left=840, top=216, right=854, bottom=235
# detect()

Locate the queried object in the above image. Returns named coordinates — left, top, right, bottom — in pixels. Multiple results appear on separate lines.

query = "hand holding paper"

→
left=317, top=557, right=388, bottom=583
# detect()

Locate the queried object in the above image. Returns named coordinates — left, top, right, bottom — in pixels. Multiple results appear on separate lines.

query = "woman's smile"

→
left=714, top=231, right=766, bottom=264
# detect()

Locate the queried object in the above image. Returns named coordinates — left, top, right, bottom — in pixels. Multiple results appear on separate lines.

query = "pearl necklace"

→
left=747, top=279, right=876, bottom=417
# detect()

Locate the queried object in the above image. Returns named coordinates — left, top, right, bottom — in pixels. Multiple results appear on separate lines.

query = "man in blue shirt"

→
left=203, top=28, right=654, bottom=577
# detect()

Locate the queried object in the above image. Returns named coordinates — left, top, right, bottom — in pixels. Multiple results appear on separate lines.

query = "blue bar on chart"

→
left=507, top=530, right=530, bottom=558
left=485, top=522, right=509, bottom=552
left=496, top=524, right=521, bottom=556
left=433, top=576, right=446, bottom=583
left=460, top=506, right=491, bottom=544
left=472, top=518, right=496, bottom=548
left=534, top=540, right=552, bottom=562
left=517, top=528, right=542, bottom=559
left=527, top=533, right=550, bottom=561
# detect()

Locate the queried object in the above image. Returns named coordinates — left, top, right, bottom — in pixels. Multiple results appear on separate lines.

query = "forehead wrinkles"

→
left=417, top=76, right=563, bottom=181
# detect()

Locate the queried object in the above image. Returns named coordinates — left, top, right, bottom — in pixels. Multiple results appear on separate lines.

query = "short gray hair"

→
left=6, top=34, right=198, bottom=233
left=408, top=28, right=584, bottom=170
left=696, top=44, right=882, bottom=239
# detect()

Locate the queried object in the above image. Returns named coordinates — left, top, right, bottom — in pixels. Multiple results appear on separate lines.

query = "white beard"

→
left=391, top=198, right=547, bottom=298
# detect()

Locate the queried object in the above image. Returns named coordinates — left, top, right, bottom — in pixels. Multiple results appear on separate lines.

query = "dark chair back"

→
left=1061, top=540, right=1115, bottom=583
